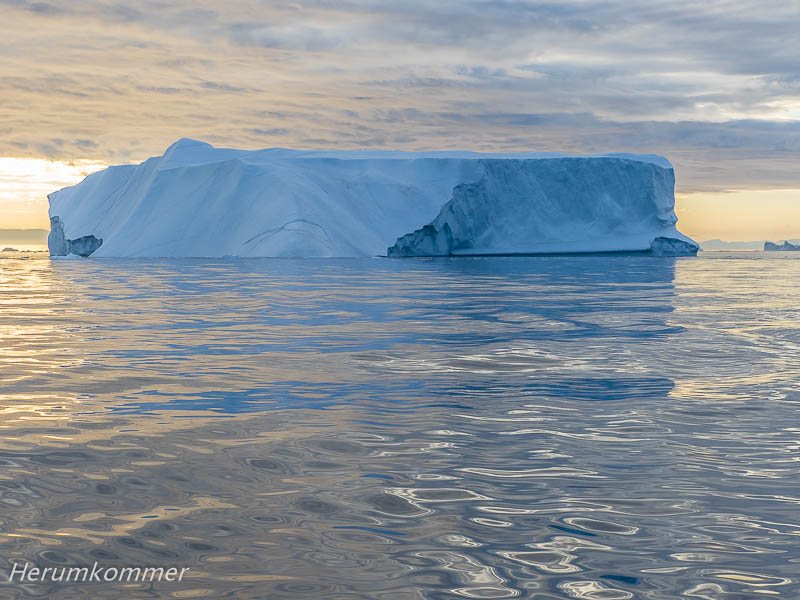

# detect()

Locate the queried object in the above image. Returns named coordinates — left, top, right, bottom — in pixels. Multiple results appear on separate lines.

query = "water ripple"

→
left=0, top=252, right=798, bottom=597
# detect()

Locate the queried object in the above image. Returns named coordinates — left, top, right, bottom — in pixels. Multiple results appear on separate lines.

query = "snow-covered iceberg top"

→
left=48, top=138, right=697, bottom=258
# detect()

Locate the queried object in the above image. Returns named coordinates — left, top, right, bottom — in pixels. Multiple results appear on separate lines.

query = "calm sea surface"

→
left=0, top=251, right=798, bottom=599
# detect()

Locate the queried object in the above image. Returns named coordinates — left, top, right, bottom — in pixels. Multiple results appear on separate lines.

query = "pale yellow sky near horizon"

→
left=1, top=155, right=798, bottom=242
left=0, top=158, right=108, bottom=230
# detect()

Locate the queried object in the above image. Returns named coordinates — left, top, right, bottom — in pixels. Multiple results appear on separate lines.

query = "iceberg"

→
left=48, top=139, right=697, bottom=258
left=764, top=240, right=800, bottom=251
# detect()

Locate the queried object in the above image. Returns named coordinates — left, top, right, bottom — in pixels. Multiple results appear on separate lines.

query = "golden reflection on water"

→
left=0, top=251, right=799, bottom=598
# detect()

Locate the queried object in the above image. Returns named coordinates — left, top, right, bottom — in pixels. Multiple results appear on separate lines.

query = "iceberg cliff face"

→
left=48, top=139, right=697, bottom=258
left=388, top=158, right=696, bottom=256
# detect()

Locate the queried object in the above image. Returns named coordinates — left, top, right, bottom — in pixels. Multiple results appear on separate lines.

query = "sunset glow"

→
left=0, top=158, right=107, bottom=229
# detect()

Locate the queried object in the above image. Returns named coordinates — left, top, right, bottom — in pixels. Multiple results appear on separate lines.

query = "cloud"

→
left=27, top=2, right=66, bottom=15
left=249, top=128, right=292, bottom=136
left=200, top=81, right=249, bottom=93
left=0, top=0, right=799, bottom=195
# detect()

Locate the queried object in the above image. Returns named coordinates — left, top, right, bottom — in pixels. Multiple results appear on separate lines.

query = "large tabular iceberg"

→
left=48, top=139, right=698, bottom=258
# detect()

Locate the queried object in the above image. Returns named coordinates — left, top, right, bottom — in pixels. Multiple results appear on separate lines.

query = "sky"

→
left=1, top=0, right=799, bottom=240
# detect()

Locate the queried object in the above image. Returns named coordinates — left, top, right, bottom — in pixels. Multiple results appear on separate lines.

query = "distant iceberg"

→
left=764, top=240, right=800, bottom=251
left=48, top=139, right=698, bottom=258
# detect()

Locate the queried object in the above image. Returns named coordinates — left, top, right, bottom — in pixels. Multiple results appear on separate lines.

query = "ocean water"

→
left=0, top=252, right=799, bottom=599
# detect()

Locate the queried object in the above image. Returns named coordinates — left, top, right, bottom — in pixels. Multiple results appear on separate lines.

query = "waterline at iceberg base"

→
left=48, top=139, right=698, bottom=258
